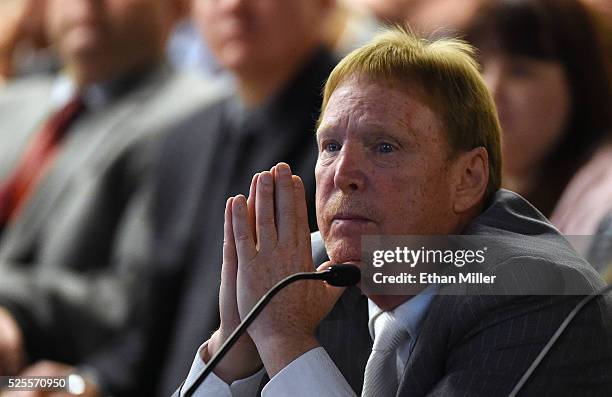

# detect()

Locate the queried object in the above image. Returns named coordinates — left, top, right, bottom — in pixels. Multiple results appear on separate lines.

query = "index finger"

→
left=232, top=195, right=257, bottom=262
left=223, top=197, right=237, bottom=268
left=247, top=173, right=259, bottom=246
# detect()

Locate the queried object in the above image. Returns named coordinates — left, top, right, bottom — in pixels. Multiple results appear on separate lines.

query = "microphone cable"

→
left=182, top=264, right=361, bottom=397
left=509, top=283, right=612, bottom=397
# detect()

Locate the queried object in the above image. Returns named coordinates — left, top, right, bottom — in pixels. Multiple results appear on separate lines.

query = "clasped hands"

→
left=205, top=163, right=345, bottom=382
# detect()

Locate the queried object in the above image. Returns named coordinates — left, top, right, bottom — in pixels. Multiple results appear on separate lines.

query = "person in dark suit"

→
left=65, top=0, right=338, bottom=396
left=0, top=0, right=223, bottom=392
left=179, top=28, right=612, bottom=396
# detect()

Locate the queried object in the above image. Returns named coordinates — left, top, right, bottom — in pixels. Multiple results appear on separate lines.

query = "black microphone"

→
left=182, top=264, right=361, bottom=397
left=310, top=264, right=361, bottom=286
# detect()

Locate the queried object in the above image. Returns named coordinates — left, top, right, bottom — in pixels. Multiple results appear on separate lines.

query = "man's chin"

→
left=325, top=239, right=362, bottom=265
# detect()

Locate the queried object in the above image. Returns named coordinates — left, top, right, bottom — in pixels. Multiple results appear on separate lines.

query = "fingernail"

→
left=260, top=172, right=272, bottom=185
left=278, top=163, right=290, bottom=176
left=235, top=195, right=246, bottom=211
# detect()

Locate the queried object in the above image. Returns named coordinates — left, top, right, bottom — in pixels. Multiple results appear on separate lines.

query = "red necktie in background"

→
left=0, top=96, right=85, bottom=227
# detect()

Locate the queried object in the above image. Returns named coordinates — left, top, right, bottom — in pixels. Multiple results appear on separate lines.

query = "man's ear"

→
left=452, top=146, right=489, bottom=214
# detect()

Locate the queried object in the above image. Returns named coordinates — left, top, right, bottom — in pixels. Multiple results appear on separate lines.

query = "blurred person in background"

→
left=345, top=0, right=412, bottom=23
left=322, top=0, right=380, bottom=56
left=345, top=0, right=483, bottom=38
left=0, top=0, right=56, bottom=84
left=583, top=0, right=612, bottom=278
left=134, top=0, right=337, bottom=394
left=465, top=0, right=612, bottom=246
left=584, top=0, right=612, bottom=71
left=404, top=0, right=483, bottom=37
left=167, top=0, right=379, bottom=80
left=0, top=0, right=222, bottom=394
left=584, top=0, right=612, bottom=17
left=9, top=0, right=340, bottom=395
left=166, top=0, right=228, bottom=79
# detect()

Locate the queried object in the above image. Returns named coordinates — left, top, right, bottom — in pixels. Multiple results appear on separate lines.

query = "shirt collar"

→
left=367, top=285, right=436, bottom=343
left=49, top=74, right=76, bottom=109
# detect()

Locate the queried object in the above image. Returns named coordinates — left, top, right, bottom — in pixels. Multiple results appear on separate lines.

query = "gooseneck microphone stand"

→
left=182, top=264, right=361, bottom=397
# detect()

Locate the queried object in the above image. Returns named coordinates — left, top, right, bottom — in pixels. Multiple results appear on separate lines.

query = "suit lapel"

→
left=0, top=73, right=167, bottom=260
left=318, top=286, right=372, bottom=395
left=396, top=295, right=455, bottom=396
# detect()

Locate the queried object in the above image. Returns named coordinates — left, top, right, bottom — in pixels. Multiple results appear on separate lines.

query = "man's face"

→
left=193, top=0, right=323, bottom=75
left=315, top=75, right=458, bottom=264
left=46, top=0, right=167, bottom=78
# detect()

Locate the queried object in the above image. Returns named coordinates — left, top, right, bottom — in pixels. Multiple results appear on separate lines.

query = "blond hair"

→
left=319, top=27, right=502, bottom=200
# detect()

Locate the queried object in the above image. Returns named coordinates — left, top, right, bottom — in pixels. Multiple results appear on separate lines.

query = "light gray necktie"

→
left=361, top=312, right=409, bottom=397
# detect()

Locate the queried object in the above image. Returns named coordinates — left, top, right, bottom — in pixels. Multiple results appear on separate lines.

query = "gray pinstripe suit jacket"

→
left=180, top=189, right=612, bottom=396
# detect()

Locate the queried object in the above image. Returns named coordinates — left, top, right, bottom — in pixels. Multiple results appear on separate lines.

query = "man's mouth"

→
left=331, top=214, right=374, bottom=224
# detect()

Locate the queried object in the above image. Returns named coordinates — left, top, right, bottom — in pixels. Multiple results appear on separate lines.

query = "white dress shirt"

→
left=181, top=288, right=435, bottom=397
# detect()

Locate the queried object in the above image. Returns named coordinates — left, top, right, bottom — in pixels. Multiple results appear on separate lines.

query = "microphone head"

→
left=324, top=264, right=361, bottom=287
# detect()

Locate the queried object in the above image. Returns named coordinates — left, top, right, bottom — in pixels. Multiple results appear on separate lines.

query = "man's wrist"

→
left=252, top=331, right=320, bottom=378
left=204, top=330, right=263, bottom=383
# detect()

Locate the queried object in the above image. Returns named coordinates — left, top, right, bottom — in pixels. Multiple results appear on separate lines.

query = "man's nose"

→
left=333, top=145, right=366, bottom=193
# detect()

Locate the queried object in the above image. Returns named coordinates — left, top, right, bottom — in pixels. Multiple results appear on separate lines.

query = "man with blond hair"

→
left=176, top=27, right=612, bottom=396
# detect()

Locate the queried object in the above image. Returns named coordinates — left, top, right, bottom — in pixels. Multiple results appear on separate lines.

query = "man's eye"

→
left=325, top=142, right=341, bottom=152
left=378, top=143, right=394, bottom=153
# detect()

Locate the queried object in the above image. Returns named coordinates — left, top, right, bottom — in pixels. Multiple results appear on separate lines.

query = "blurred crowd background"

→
left=0, top=0, right=610, bottom=396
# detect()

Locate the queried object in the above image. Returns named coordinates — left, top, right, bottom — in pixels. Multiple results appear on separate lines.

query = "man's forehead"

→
left=318, top=75, right=443, bottom=135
